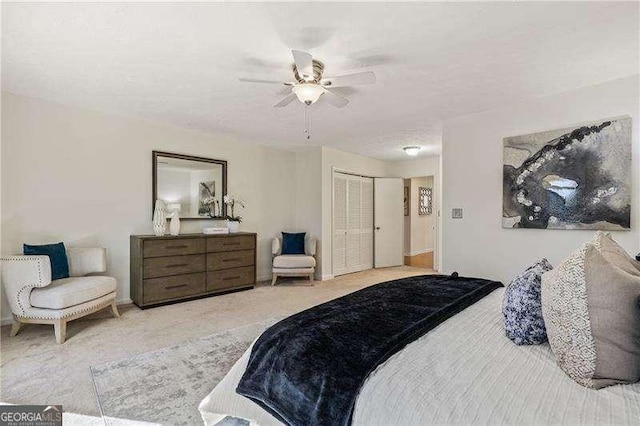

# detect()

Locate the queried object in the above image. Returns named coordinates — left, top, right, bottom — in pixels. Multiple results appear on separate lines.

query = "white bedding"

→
left=199, top=288, right=640, bottom=425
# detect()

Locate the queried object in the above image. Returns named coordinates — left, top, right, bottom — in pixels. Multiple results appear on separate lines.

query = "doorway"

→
left=403, top=176, right=436, bottom=270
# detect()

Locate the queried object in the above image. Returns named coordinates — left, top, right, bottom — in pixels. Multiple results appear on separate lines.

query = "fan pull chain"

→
left=303, top=105, right=311, bottom=140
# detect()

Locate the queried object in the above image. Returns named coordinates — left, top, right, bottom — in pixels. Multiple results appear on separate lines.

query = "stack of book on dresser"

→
left=203, top=227, right=229, bottom=235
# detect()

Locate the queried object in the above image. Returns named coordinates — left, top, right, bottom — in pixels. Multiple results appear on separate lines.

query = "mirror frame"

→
left=152, top=150, right=228, bottom=220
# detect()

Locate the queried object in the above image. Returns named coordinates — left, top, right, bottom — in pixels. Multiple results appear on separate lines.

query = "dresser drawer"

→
left=207, top=250, right=254, bottom=271
left=143, top=238, right=205, bottom=258
left=143, top=254, right=206, bottom=279
left=143, top=273, right=205, bottom=304
left=207, top=235, right=255, bottom=253
left=207, top=266, right=255, bottom=292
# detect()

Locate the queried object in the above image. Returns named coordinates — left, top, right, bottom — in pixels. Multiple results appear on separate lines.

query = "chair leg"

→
left=110, top=300, right=120, bottom=318
left=271, top=274, right=278, bottom=286
left=309, top=273, right=314, bottom=282
left=54, top=319, right=67, bottom=344
left=10, top=319, right=22, bottom=337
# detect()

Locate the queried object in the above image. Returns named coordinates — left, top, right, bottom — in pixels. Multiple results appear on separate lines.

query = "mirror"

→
left=153, top=151, right=227, bottom=220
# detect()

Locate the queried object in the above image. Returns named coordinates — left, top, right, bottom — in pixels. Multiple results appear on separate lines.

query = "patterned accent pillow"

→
left=540, top=231, right=606, bottom=388
left=503, top=259, right=553, bottom=345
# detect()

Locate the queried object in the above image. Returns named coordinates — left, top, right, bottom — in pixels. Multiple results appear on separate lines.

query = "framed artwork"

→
left=419, top=187, right=432, bottom=215
left=503, top=116, right=631, bottom=230
left=198, top=181, right=216, bottom=216
left=404, top=186, right=409, bottom=216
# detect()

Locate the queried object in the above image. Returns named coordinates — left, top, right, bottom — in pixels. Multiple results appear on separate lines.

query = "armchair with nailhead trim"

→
left=1, top=248, right=119, bottom=344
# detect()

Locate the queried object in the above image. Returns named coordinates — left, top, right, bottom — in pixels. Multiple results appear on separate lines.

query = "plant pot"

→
left=227, top=220, right=240, bottom=233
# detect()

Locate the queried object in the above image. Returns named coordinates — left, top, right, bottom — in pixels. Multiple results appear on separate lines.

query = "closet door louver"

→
left=332, top=174, right=348, bottom=276
left=346, top=177, right=362, bottom=273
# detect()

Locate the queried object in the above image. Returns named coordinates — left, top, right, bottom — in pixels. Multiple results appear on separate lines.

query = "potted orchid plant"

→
left=224, top=194, right=245, bottom=233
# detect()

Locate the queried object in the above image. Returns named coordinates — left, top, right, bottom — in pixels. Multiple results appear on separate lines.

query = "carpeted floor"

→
left=92, top=319, right=278, bottom=425
left=0, top=267, right=431, bottom=419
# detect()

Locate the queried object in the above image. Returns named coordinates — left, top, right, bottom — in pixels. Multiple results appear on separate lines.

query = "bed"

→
left=199, top=283, right=640, bottom=425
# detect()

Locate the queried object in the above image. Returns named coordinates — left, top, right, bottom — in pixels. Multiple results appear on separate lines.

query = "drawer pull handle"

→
left=223, top=242, right=241, bottom=246
left=165, top=284, right=188, bottom=290
left=222, top=276, right=241, bottom=281
left=166, top=263, right=189, bottom=268
left=166, top=245, right=189, bottom=249
left=222, top=258, right=241, bottom=262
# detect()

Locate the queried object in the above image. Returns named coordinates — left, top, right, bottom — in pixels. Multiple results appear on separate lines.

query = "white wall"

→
left=442, top=75, right=640, bottom=284
left=293, top=147, right=323, bottom=277
left=388, top=156, right=440, bottom=180
left=389, top=155, right=441, bottom=269
left=1, top=92, right=297, bottom=321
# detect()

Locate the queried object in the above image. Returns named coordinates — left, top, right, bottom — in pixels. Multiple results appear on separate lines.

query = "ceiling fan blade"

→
left=239, top=78, right=292, bottom=85
left=274, top=93, right=297, bottom=108
left=292, top=50, right=314, bottom=81
left=322, top=71, right=376, bottom=88
left=322, top=89, right=349, bottom=108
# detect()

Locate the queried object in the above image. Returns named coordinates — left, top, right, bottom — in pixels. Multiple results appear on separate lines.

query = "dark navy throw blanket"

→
left=236, top=274, right=502, bottom=426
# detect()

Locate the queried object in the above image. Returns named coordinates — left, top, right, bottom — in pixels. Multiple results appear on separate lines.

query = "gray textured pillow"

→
left=542, top=232, right=640, bottom=388
left=584, top=242, right=640, bottom=388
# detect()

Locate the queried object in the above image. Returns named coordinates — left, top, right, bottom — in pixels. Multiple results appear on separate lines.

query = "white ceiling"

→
left=2, top=2, right=638, bottom=161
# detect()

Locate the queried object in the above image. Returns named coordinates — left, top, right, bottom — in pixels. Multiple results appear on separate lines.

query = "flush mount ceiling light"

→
left=403, top=146, right=422, bottom=156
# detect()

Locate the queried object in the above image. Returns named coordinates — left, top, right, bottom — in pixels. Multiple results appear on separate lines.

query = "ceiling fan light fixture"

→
left=403, top=146, right=422, bottom=156
left=293, top=83, right=325, bottom=105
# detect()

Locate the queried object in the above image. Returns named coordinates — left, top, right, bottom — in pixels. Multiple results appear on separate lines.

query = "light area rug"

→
left=91, top=318, right=279, bottom=425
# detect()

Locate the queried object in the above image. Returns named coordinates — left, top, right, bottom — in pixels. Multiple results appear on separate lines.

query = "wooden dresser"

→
left=130, top=232, right=256, bottom=308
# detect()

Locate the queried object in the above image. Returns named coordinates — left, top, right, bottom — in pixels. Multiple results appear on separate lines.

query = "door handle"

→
left=166, top=263, right=188, bottom=268
left=165, top=284, right=188, bottom=290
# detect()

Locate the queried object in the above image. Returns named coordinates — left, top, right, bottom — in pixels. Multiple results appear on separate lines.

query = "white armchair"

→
left=271, top=237, right=317, bottom=285
left=1, top=247, right=119, bottom=344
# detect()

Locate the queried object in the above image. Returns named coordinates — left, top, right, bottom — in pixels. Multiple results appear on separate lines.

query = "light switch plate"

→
left=452, top=208, right=463, bottom=219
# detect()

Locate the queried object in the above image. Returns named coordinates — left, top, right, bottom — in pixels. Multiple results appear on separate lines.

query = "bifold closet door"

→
left=333, top=173, right=348, bottom=276
left=345, top=177, right=362, bottom=273
left=333, top=172, right=374, bottom=277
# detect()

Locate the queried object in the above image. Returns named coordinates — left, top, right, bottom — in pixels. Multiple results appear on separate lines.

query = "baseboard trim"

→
left=321, top=274, right=334, bottom=281
left=404, top=249, right=434, bottom=257
left=1, top=298, right=134, bottom=326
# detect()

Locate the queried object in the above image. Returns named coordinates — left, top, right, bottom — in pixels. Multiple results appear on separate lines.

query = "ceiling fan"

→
left=239, top=50, right=376, bottom=108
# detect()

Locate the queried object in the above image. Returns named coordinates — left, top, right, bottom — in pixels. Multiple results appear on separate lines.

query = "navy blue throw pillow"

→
left=503, top=258, right=553, bottom=345
left=23, top=242, right=70, bottom=280
left=281, top=232, right=306, bottom=255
